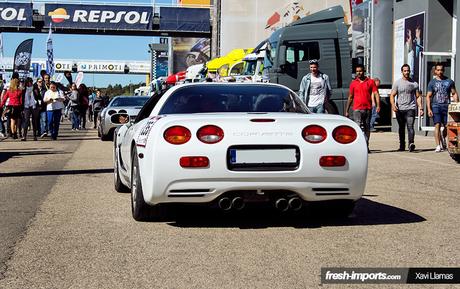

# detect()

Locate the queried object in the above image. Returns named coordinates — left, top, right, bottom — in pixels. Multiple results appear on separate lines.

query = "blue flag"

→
left=46, top=24, right=54, bottom=77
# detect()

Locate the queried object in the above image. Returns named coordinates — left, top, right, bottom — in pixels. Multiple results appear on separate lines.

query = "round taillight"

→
left=302, top=125, right=327, bottom=143
left=197, top=125, right=224, bottom=144
left=333, top=125, right=357, bottom=144
left=164, top=126, right=191, bottom=145
left=108, top=110, right=117, bottom=115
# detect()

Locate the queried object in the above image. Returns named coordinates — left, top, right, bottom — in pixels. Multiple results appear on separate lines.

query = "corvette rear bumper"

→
left=143, top=178, right=365, bottom=205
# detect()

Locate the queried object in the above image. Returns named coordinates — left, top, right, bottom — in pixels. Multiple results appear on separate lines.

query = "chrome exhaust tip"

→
left=231, top=197, right=245, bottom=210
left=275, top=198, right=289, bottom=212
left=288, top=197, right=303, bottom=211
left=218, top=197, right=232, bottom=211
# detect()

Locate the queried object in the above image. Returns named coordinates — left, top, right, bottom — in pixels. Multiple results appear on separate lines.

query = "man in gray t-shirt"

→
left=390, top=64, right=423, bottom=152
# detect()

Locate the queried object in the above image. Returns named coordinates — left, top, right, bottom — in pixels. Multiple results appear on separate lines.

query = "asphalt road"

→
left=0, top=123, right=459, bottom=288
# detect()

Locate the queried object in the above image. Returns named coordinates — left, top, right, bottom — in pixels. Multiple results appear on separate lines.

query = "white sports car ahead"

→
left=114, top=83, right=368, bottom=221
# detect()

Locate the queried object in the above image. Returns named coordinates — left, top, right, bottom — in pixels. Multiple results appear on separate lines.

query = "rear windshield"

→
left=110, top=97, right=149, bottom=107
left=159, top=85, right=308, bottom=114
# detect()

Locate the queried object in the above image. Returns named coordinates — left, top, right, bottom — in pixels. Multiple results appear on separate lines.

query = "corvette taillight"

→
left=197, top=125, right=224, bottom=144
left=319, top=156, right=347, bottom=167
left=164, top=126, right=191, bottom=145
left=333, top=126, right=357, bottom=144
left=180, top=156, right=209, bottom=168
left=302, top=125, right=327, bottom=143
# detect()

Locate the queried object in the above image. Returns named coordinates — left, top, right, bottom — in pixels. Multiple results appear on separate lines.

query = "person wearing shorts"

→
left=426, top=63, right=459, bottom=152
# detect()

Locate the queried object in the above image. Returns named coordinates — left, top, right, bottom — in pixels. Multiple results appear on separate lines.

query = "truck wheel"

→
left=324, top=101, right=339, bottom=115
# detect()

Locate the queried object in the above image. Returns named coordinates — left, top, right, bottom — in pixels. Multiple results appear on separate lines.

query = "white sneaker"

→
left=435, top=145, right=443, bottom=153
left=0, top=132, right=5, bottom=138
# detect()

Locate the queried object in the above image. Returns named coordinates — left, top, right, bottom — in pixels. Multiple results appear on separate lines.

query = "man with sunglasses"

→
left=298, top=59, right=332, bottom=113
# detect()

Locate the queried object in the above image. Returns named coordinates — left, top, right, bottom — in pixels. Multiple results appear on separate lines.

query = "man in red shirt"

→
left=345, top=64, right=381, bottom=149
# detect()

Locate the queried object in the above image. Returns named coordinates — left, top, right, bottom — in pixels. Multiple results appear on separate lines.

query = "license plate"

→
left=229, top=149, right=297, bottom=164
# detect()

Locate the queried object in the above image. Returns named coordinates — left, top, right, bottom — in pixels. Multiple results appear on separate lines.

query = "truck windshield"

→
left=265, top=40, right=278, bottom=69
left=243, top=60, right=257, bottom=75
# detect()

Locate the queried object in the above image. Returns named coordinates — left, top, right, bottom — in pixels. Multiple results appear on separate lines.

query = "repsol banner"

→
left=0, top=2, right=33, bottom=27
left=44, top=4, right=153, bottom=30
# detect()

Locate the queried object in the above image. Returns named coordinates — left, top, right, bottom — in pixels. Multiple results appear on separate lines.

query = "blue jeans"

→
left=370, top=106, right=379, bottom=130
left=308, top=104, right=325, bottom=113
left=71, top=109, right=80, bottom=129
left=47, top=110, right=62, bottom=140
left=396, top=109, right=416, bottom=148
left=40, top=111, right=48, bottom=134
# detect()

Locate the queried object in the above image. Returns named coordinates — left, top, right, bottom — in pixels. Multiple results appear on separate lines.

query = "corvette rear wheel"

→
left=113, top=140, right=129, bottom=193
left=450, top=153, right=460, bottom=164
left=330, top=200, right=356, bottom=218
left=131, top=149, right=163, bottom=221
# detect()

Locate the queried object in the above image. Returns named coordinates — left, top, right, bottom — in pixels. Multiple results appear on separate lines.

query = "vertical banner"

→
left=32, top=62, right=42, bottom=78
left=46, top=25, right=55, bottom=77
left=0, top=33, right=5, bottom=79
left=75, top=71, right=84, bottom=87
left=393, top=19, right=405, bottom=82
left=13, top=38, right=33, bottom=79
left=393, top=13, right=424, bottom=83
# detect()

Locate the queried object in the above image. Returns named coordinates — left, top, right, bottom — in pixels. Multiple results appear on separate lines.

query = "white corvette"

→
left=113, top=83, right=368, bottom=221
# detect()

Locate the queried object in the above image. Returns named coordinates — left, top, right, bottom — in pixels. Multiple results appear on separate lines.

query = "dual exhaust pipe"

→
left=218, top=197, right=244, bottom=211
left=218, top=196, right=303, bottom=211
left=275, top=197, right=303, bottom=212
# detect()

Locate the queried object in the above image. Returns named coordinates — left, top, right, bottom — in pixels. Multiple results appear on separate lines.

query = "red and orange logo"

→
left=48, top=8, right=71, bottom=23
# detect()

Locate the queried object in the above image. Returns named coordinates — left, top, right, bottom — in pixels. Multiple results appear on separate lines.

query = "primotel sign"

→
left=1, top=58, right=149, bottom=74
left=44, top=3, right=153, bottom=30
left=77, top=62, right=125, bottom=73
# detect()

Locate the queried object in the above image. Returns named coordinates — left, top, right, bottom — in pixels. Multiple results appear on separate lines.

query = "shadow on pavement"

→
left=50, top=137, right=102, bottom=141
left=0, top=150, right=71, bottom=165
left=161, top=198, right=426, bottom=229
left=370, top=148, right=434, bottom=154
left=0, top=168, right=113, bottom=177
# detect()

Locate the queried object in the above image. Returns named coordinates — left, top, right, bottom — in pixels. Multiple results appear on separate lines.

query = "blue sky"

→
left=2, top=0, right=173, bottom=87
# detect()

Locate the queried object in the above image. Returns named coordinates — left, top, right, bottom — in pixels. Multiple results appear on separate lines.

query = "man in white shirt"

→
left=298, top=60, right=332, bottom=113
left=43, top=82, right=65, bottom=140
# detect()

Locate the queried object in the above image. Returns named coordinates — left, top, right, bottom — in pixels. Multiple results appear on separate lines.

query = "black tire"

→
left=131, top=148, right=163, bottom=221
left=330, top=200, right=356, bottom=218
left=450, top=153, right=460, bottom=164
left=324, top=101, right=339, bottom=115
left=113, top=135, right=129, bottom=193
left=101, top=133, right=111, bottom=141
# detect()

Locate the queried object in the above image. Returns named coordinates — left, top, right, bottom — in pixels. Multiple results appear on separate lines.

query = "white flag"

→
left=46, top=24, right=55, bottom=77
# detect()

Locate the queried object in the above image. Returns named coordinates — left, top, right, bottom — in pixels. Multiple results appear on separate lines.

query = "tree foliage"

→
left=100, top=82, right=146, bottom=97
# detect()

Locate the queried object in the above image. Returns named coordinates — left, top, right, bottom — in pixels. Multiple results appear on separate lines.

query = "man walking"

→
left=345, top=64, right=380, bottom=150
left=426, top=63, right=459, bottom=152
left=298, top=60, right=332, bottom=113
left=390, top=64, right=424, bottom=152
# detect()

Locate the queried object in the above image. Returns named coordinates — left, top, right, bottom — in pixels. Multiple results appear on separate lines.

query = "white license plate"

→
left=230, top=149, right=297, bottom=164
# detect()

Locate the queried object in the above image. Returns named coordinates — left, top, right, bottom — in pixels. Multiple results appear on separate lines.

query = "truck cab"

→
left=265, top=6, right=351, bottom=114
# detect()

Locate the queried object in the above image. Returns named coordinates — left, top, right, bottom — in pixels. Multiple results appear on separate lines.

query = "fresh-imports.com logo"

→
left=48, top=8, right=70, bottom=23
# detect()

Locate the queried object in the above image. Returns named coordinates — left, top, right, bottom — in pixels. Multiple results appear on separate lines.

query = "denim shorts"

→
left=432, top=104, right=448, bottom=125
